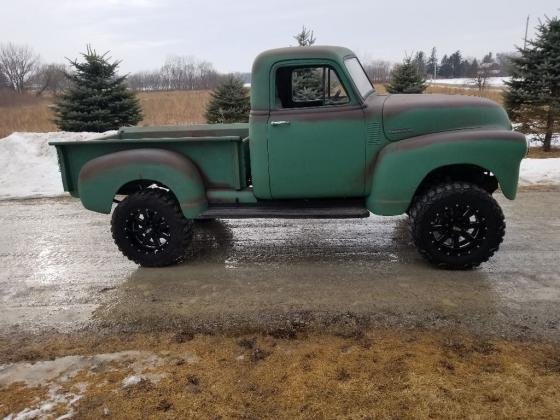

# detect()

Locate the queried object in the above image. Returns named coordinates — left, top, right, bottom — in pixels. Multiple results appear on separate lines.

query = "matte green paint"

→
left=78, top=150, right=207, bottom=218
left=268, top=115, right=366, bottom=197
left=382, top=95, right=512, bottom=141
left=266, top=58, right=366, bottom=198
left=51, top=129, right=249, bottom=218
left=366, top=133, right=527, bottom=215
left=248, top=114, right=271, bottom=199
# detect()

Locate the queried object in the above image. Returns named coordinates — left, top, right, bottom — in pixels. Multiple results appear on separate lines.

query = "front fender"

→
left=366, top=130, right=527, bottom=215
left=78, top=148, right=207, bottom=218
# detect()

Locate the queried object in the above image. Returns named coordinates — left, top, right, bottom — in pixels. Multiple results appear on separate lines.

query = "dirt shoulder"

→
left=1, top=329, right=559, bottom=419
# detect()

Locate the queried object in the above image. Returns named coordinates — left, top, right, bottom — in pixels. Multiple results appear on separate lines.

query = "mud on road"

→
left=1, top=190, right=559, bottom=341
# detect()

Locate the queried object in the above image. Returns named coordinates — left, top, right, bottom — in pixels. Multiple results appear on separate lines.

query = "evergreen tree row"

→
left=411, top=48, right=514, bottom=80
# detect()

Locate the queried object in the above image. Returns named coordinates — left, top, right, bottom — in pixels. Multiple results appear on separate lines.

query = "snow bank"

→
left=428, top=76, right=511, bottom=87
left=0, top=131, right=559, bottom=200
left=519, top=158, right=560, bottom=186
left=0, top=131, right=115, bottom=200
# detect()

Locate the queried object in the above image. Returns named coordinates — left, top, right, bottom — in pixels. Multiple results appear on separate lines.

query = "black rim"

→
left=428, top=203, right=487, bottom=256
left=125, top=208, right=171, bottom=253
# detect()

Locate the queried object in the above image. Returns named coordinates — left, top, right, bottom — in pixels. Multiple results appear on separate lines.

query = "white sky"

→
left=2, top=0, right=559, bottom=73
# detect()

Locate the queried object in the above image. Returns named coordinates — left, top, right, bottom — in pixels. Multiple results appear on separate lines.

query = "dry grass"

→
left=1, top=329, right=560, bottom=419
left=136, top=90, right=210, bottom=126
left=527, top=147, right=560, bottom=158
left=0, top=90, right=210, bottom=139
left=0, top=95, right=57, bottom=138
left=426, top=84, right=504, bottom=105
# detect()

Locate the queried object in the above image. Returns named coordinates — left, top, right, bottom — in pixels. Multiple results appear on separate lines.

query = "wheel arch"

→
left=77, top=148, right=207, bottom=218
left=365, top=130, right=526, bottom=216
left=410, top=164, right=498, bottom=208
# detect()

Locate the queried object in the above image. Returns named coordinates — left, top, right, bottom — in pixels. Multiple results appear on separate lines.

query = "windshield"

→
left=344, top=57, right=374, bottom=98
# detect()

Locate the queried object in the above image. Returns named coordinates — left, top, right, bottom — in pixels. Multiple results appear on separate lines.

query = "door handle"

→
left=270, top=120, right=291, bottom=126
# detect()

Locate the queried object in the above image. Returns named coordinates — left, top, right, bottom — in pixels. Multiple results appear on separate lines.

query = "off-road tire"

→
left=111, top=189, right=193, bottom=267
left=409, top=182, right=505, bottom=269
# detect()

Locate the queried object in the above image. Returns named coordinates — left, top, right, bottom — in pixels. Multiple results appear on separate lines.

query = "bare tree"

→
left=0, top=71, right=9, bottom=89
left=128, top=55, right=221, bottom=92
left=293, top=26, right=316, bottom=46
left=363, top=60, right=393, bottom=83
left=472, top=62, right=494, bottom=94
left=33, top=63, right=68, bottom=96
left=127, top=70, right=163, bottom=91
left=0, top=43, right=40, bottom=93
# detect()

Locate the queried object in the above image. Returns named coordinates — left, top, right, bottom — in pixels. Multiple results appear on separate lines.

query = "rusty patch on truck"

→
left=79, top=149, right=200, bottom=183
left=385, top=129, right=526, bottom=153
left=268, top=105, right=364, bottom=123
left=383, top=94, right=498, bottom=119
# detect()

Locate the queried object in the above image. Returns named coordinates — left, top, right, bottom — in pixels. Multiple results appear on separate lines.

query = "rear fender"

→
left=366, top=130, right=527, bottom=215
left=78, top=148, right=207, bottom=218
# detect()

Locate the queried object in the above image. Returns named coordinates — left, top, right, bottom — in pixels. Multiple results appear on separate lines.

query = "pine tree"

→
left=205, top=75, right=250, bottom=123
left=386, top=58, right=427, bottom=94
left=449, top=51, right=463, bottom=78
left=427, top=47, right=438, bottom=79
left=438, top=55, right=453, bottom=78
left=54, top=47, right=142, bottom=132
left=413, top=51, right=427, bottom=79
left=293, top=26, right=316, bottom=46
left=505, top=17, right=560, bottom=152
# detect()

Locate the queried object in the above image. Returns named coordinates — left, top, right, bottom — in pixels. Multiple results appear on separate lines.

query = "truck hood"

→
left=382, top=94, right=512, bottom=142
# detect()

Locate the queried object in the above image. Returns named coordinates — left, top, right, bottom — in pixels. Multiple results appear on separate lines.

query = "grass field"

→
left=0, top=90, right=211, bottom=138
left=2, top=329, right=560, bottom=418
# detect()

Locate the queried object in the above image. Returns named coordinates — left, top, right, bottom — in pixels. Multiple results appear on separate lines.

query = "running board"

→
left=197, top=204, right=370, bottom=219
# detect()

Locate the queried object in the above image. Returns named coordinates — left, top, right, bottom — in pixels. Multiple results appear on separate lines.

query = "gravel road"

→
left=1, top=190, right=559, bottom=340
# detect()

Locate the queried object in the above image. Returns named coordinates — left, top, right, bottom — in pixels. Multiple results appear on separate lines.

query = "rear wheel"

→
left=409, top=182, right=505, bottom=269
left=111, top=189, right=193, bottom=267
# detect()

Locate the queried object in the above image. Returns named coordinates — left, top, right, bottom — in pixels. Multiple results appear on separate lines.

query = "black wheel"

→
left=111, top=189, right=193, bottom=267
left=409, top=182, right=505, bottom=269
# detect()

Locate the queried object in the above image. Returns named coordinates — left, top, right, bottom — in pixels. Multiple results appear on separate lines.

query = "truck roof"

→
left=252, top=45, right=356, bottom=68
left=250, top=45, right=357, bottom=111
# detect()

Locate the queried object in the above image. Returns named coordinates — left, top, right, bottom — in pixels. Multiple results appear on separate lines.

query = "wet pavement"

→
left=0, top=191, right=559, bottom=341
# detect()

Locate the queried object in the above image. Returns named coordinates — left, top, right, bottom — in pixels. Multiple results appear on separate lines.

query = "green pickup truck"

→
left=50, top=46, right=527, bottom=269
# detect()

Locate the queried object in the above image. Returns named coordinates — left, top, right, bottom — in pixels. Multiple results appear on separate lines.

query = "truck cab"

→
left=51, top=46, right=527, bottom=269
left=249, top=46, right=378, bottom=200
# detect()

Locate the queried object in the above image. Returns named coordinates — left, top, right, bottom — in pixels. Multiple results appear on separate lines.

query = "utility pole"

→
left=523, top=15, right=530, bottom=50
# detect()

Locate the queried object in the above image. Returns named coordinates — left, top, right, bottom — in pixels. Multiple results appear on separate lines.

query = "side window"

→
left=276, top=66, right=349, bottom=108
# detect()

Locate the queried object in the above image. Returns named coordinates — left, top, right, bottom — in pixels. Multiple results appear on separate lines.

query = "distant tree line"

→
left=127, top=55, right=252, bottom=92
left=0, top=42, right=250, bottom=97
left=127, top=56, right=221, bottom=91
left=1, top=40, right=516, bottom=98
left=361, top=48, right=515, bottom=84
left=424, top=49, right=515, bottom=79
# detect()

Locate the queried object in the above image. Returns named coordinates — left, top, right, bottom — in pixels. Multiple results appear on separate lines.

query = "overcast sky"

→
left=2, top=0, right=559, bottom=74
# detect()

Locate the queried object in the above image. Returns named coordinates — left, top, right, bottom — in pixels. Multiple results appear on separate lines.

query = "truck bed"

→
left=49, top=124, right=250, bottom=197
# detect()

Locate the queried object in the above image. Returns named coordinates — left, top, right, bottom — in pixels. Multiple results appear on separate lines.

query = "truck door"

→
left=267, top=62, right=366, bottom=198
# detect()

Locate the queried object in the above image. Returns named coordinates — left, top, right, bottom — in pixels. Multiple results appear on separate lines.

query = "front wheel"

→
left=111, top=189, right=193, bottom=267
left=409, top=182, right=505, bottom=269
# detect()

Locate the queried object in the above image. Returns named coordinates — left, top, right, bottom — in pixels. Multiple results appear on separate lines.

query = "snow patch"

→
left=121, top=372, right=165, bottom=388
left=0, top=131, right=116, bottom=200
left=0, top=350, right=164, bottom=419
left=428, top=76, right=511, bottom=87
left=519, top=158, right=560, bottom=186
